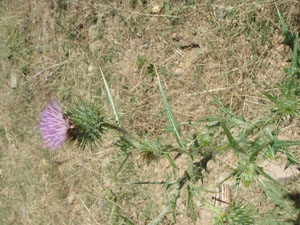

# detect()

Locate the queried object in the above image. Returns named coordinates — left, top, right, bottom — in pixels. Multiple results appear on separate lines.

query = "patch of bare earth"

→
left=1, top=1, right=300, bottom=224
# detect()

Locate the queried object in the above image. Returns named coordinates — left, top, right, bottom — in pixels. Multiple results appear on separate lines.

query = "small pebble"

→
left=67, top=193, right=75, bottom=204
left=89, top=41, right=101, bottom=54
left=10, top=71, right=17, bottom=89
left=88, top=65, right=96, bottom=73
left=143, top=43, right=149, bottom=49
left=216, top=6, right=226, bottom=19
left=152, top=4, right=161, bottom=14
left=174, top=68, right=183, bottom=76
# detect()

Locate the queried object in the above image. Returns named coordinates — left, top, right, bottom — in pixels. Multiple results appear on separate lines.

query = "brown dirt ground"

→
left=1, top=0, right=300, bottom=224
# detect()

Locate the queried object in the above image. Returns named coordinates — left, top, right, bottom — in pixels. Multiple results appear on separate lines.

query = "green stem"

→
left=112, top=153, right=130, bottom=182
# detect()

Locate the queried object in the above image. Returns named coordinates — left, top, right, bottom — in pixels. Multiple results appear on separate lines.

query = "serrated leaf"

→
left=258, top=180, right=295, bottom=214
left=277, top=10, right=300, bottom=67
left=255, top=210, right=294, bottom=225
left=150, top=178, right=185, bottom=225
left=193, top=152, right=214, bottom=182
left=279, top=148, right=300, bottom=168
left=256, top=167, right=280, bottom=185
left=273, top=139, right=300, bottom=148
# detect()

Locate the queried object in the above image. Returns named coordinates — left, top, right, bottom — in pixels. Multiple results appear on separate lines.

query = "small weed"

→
left=136, top=55, right=147, bottom=67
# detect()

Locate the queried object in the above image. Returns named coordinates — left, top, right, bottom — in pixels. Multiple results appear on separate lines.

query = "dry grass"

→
left=1, top=0, right=300, bottom=224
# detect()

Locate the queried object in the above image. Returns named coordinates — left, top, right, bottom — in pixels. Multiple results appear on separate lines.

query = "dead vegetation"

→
left=1, top=0, right=300, bottom=224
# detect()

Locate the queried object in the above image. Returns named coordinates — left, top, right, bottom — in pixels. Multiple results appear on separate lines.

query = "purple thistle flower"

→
left=38, top=101, right=71, bottom=151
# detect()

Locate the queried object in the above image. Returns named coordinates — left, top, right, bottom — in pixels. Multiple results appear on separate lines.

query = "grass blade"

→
left=288, top=34, right=298, bottom=92
left=99, top=66, right=120, bottom=125
left=156, top=67, right=183, bottom=148
left=277, top=9, right=294, bottom=49
left=262, top=92, right=278, bottom=104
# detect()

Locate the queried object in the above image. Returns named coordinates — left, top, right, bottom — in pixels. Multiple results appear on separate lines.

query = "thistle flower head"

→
left=66, top=100, right=107, bottom=149
left=39, top=101, right=71, bottom=151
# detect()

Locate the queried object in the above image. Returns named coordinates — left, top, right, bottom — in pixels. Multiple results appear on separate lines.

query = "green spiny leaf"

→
left=258, top=180, right=294, bottom=212
left=256, top=167, right=279, bottom=184
left=279, top=148, right=300, bottom=169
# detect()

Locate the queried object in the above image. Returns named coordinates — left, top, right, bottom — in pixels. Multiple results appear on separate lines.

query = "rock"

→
left=172, top=33, right=184, bottom=42
left=216, top=6, right=226, bottom=19
left=152, top=4, right=161, bottom=14
left=10, top=70, right=17, bottom=89
left=174, top=68, right=183, bottom=76
left=35, top=45, right=43, bottom=53
left=88, top=25, right=98, bottom=40
left=98, top=199, right=106, bottom=210
left=143, top=43, right=149, bottom=49
left=171, top=33, right=199, bottom=49
left=67, top=193, right=75, bottom=204
left=88, top=65, right=96, bottom=73
left=89, top=41, right=101, bottom=54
